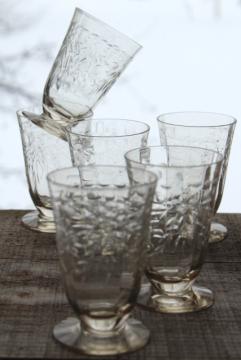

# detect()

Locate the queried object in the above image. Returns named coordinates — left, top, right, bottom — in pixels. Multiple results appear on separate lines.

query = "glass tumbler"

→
left=17, top=109, right=72, bottom=233
left=125, top=145, right=223, bottom=313
left=47, top=165, right=157, bottom=355
left=67, top=118, right=150, bottom=166
left=157, top=112, right=236, bottom=243
left=43, top=8, right=142, bottom=127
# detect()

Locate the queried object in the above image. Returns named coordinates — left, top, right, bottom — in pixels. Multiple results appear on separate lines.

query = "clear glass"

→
left=125, top=145, right=223, bottom=313
left=17, top=109, right=72, bottom=233
left=67, top=118, right=150, bottom=166
left=21, top=109, right=93, bottom=141
left=47, top=165, right=157, bottom=355
left=43, top=8, right=141, bottom=127
left=157, top=112, right=236, bottom=243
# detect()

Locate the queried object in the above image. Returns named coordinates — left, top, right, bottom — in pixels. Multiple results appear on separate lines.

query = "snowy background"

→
left=1, top=0, right=241, bottom=211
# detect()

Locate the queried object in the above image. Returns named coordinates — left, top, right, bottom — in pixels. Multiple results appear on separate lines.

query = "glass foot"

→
left=137, top=284, right=214, bottom=314
left=53, top=317, right=150, bottom=356
left=21, top=211, right=56, bottom=233
left=209, top=222, right=227, bottom=244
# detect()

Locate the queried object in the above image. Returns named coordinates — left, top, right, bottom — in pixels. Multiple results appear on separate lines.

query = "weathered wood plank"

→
left=0, top=210, right=57, bottom=261
left=0, top=211, right=241, bottom=359
left=206, top=213, right=241, bottom=263
left=0, top=210, right=240, bottom=263
left=1, top=261, right=241, bottom=359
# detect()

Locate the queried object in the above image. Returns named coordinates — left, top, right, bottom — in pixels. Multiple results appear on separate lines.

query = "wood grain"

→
left=0, top=210, right=241, bottom=359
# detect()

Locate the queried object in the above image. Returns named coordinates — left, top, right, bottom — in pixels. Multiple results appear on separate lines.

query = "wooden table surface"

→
left=0, top=210, right=241, bottom=360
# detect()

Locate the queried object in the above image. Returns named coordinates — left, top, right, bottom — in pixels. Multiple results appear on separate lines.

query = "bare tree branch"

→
left=0, top=82, right=38, bottom=101
left=0, top=1, right=55, bottom=112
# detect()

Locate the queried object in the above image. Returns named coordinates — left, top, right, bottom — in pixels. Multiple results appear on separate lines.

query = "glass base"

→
left=209, top=222, right=228, bottom=244
left=137, top=284, right=214, bottom=314
left=53, top=317, right=150, bottom=356
left=21, top=211, right=56, bottom=233
left=23, top=111, right=67, bottom=141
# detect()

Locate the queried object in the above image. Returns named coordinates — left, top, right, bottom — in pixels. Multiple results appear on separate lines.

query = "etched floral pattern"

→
left=125, top=146, right=222, bottom=288
left=18, top=110, right=72, bottom=218
left=48, top=167, right=156, bottom=314
left=43, top=8, right=141, bottom=124
left=68, top=119, right=149, bottom=166
left=157, top=113, right=236, bottom=213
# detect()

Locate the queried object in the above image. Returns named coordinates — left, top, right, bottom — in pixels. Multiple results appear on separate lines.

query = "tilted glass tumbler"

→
left=125, top=146, right=223, bottom=313
left=47, top=165, right=157, bottom=355
left=43, top=8, right=141, bottom=127
left=67, top=118, right=150, bottom=166
left=17, top=109, right=72, bottom=233
left=157, top=112, right=236, bottom=243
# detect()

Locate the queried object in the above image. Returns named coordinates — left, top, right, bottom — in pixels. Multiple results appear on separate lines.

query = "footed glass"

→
left=125, top=145, right=223, bottom=313
left=67, top=118, right=150, bottom=166
left=157, top=112, right=236, bottom=243
left=43, top=8, right=141, bottom=127
left=17, top=109, right=72, bottom=233
left=47, top=165, right=157, bottom=355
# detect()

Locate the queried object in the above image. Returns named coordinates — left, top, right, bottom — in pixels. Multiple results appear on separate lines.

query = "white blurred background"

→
left=0, top=0, right=241, bottom=211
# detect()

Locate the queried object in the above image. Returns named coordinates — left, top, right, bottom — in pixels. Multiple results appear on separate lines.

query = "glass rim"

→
left=47, top=165, right=157, bottom=190
left=156, top=111, right=237, bottom=128
left=74, top=7, right=142, bottom=51
left=66, top=119, right=150, bottom=138
left=124, top=145, right=223, bottom=169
